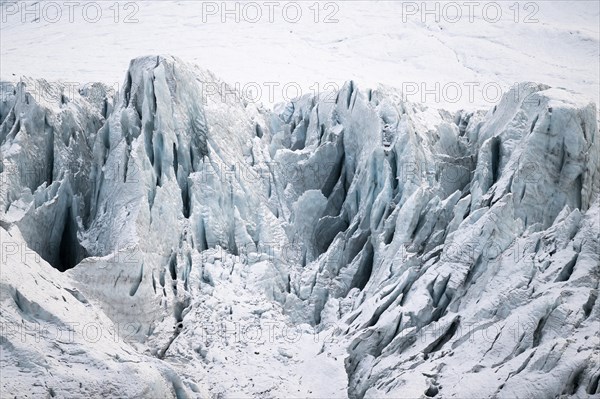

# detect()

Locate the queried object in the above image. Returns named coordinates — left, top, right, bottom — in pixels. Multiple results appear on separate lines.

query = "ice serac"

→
left=265, top=81, right=599, bottom=398
left=1, top=56, right=599, bottom=398
left=294, top=82, right=600, bottom=399
left=0, top=79, right=110, bottom=271
left=67, top=56, right=287, bottom=341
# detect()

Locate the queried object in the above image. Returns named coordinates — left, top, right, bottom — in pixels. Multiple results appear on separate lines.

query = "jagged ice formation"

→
left=1, top=56, right=599, bottom=398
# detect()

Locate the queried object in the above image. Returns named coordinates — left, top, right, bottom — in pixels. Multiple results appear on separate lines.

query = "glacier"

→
left=0, top=55, right=599, bottom=398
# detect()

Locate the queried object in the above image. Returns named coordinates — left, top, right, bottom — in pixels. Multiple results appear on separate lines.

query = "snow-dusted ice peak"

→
left=1, top=56, right=599, bottom=398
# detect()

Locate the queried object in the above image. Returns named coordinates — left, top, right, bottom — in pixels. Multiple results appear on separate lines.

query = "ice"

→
left=1, top=56, right=599, bottom=398
left=0, top=227, right=187, bottom=398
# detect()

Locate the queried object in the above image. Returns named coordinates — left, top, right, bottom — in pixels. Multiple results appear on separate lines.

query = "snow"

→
left=0, top=227, right=182, bottom=398
left=1, top=3, right=600, bottom=398
left=1, top=1, right=599, bottom=111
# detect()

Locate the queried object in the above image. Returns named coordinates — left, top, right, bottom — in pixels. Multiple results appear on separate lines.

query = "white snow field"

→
left=1, top=2, right=600, bottom=399
left=1, top=1, right=599, bottom=110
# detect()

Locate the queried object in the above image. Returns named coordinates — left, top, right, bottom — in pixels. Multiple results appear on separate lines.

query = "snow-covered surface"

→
left=1, top=1, right=599, bottom=110
left=1, top=2, right=600, bottom=398
left=1, top=54, right=599, bottom=398
left=0, top=227, right=185, bottom=398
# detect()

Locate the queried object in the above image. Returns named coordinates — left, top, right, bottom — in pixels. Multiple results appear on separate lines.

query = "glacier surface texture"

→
left=1, top=56, right=599, bottom=398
